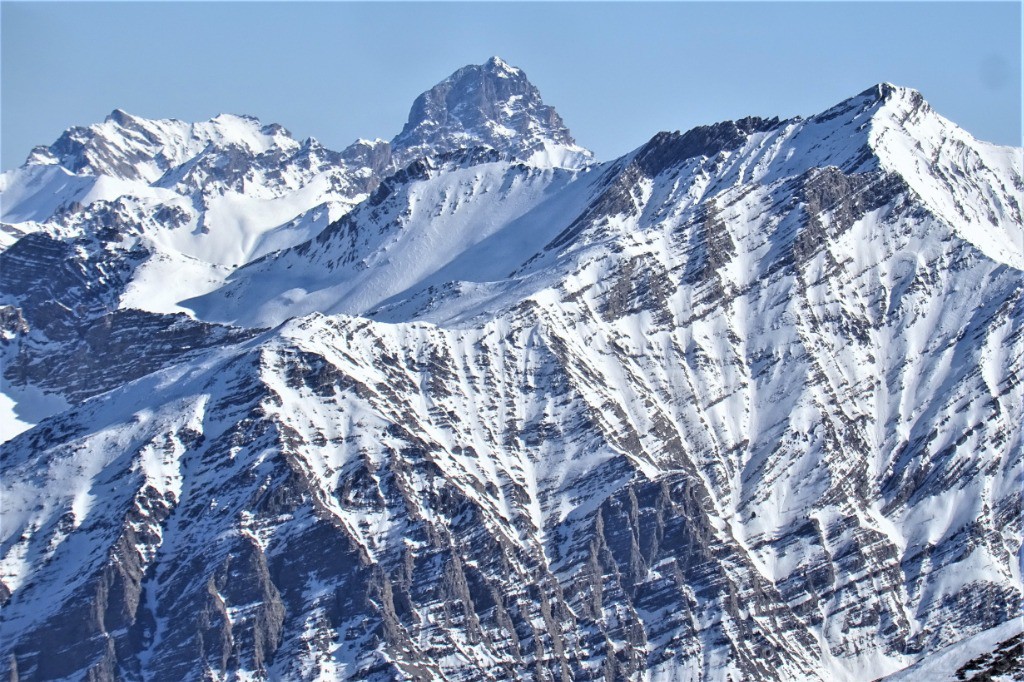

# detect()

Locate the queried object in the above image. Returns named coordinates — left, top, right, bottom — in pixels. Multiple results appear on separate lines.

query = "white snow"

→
left=881, top=619, right=1023, bottom=681
left=0, top=383, right=69, bottom=443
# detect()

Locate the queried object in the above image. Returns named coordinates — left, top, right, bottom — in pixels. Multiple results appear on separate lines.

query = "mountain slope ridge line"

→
left=0, top=59, right=1021, bottom=682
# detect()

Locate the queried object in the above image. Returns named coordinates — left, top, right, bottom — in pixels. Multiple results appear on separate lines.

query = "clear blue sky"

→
left=2, top=2, right=1021, bottom=170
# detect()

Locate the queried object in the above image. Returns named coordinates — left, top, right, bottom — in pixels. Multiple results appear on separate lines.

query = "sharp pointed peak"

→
left=483, top=55, right=521, bottom=76
left=857, top=82, right=926, bottom=105
left=105, top=108, right=137, bottom=125
left=812, top=82, right=930, bottom=125
left=436, top=56, right=528, bottom=87
left=391, top=57, right=590, bottom=167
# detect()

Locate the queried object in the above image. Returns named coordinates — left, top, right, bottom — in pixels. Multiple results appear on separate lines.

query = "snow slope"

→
left=881, top=620, right=1023, bottom=681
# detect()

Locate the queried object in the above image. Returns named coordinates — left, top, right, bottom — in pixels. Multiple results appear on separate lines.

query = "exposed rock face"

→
left=0, top=69, right=1022, bottom=682
left=0, top=213, right=258, bottom=405
left=391, top=56, right=591, bottom=169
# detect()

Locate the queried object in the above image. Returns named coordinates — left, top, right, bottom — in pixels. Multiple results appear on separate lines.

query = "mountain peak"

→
left=855, top=82, right=928, bottom=113
left=809, top=81, right=930, bottom=131
left=390, top=57, right=592, bottom=168
left=24, top=110, right=305, bottom=183
left=105, top=108, right=136, bottom=126
left=484, top=55, right=520, bottom=76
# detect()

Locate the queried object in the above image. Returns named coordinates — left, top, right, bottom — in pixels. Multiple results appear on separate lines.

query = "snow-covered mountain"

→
left=0, top=61, right=1021, bottom=682
left=0, top=58, right=591, bottom=435
left=187, top=83, right=1023, bottom=329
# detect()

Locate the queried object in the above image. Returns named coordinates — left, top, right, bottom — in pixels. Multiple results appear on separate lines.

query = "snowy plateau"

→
left=0, top=57, right=1021, bottom=682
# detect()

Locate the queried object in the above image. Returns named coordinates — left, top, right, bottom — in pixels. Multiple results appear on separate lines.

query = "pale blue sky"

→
left=2, top=2, right=1021, bottom=169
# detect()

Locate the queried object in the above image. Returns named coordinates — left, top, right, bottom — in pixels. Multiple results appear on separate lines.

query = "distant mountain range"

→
left=1, top=57, right=1021, bottom=682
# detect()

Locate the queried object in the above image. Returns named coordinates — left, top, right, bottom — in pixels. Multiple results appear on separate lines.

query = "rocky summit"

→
left=0, top=60, right=1021, bottom=682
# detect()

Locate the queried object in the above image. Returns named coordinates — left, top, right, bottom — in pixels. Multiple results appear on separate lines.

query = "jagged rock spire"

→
left=389, top=56, right=591, bottom=167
